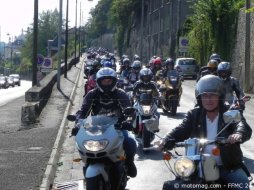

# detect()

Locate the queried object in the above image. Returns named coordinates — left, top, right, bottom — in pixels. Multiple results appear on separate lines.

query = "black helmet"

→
left=131, top=60, right=142, bottom=71
left=96, top=67, right=117, bottom=93
left=139, top=68, right=153, bottom=84
left=209, top=53, right=221, bottom=63
left=123, top=58, right=131, bottom=67
left=195, top=75, right=224, bottom=106
left=164, top=58, right=174, bottom=68
left=217, top=62, right=232, bottom=80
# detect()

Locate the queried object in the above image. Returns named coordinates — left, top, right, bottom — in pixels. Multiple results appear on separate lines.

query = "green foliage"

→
left=185, top=0, right=244, bottom=65
left=21, top=10, right=59, bottom=62
left=84, top=0, right=113, bottom=44
left=110, top=0, right=140, bottom=56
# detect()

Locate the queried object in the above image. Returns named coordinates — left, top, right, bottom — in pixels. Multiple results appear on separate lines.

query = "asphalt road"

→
left=0, top=62, right=81, bottom=190
left=126, top=79, right=254, bottom=190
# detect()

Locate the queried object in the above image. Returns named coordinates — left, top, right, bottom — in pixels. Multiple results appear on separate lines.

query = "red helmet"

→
left=153, top=57, right=162, bottom=66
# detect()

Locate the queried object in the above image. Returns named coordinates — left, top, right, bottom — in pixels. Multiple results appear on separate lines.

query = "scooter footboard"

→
left=86, top=163, right=109, bottom=182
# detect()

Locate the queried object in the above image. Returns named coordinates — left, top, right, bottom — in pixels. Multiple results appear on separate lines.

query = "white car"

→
left=9, top=74, right=21, bottom=86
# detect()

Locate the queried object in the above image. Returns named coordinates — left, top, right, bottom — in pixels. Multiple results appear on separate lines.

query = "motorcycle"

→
left=67, top=107, right=136, bottom=190
left=133, top=92, right=159, bottom=152
left=159, top=71, right=182, bottom=116
left=84, top=73, right=96, bottom=95
left=144, top=109, right=252, bottom=189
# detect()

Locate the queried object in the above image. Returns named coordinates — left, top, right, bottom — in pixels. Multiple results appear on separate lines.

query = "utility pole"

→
left=74, top=0, right=77, bottom=65
left=79, top=1, right=81, bottom=57
left=32, top=0, right=38, bottom=86
left=64, top=0, right=69, bottom=78
left=140, top=0, right=144, bottom=62
left=57, top=0, right=63, bottom=89
left=245, top=0, right=251, bottom=92
left=140, top=0, right=144, bottom=61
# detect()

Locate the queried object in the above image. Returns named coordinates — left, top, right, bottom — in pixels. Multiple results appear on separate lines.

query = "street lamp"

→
left=6, top=33, right=13, bottom=67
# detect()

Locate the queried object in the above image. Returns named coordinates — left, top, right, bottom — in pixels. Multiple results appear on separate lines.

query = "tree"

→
left=185, top=0, right=244, bottom=65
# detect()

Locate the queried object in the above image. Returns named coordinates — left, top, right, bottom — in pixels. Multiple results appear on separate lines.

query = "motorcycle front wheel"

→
left=142, top=124, right=154, bottom=152
left=86, top=175, right=107, bottom=190
left=170, top=97, right=178, bottom=116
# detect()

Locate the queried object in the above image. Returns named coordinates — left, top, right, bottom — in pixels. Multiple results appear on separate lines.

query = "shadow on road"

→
left=135, top=143, right=163, bottom=161
left=159, top=111, right=186, bottom=120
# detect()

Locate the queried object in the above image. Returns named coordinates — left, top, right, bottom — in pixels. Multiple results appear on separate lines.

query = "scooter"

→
left=133, top=92, right=159, bottom=152
left=67, top=107, right=135, bottom=190
left=144, top=109, right=253, bottom=190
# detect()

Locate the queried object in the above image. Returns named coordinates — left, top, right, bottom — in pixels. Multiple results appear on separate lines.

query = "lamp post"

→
left=57, top=0, right=63, bottom=89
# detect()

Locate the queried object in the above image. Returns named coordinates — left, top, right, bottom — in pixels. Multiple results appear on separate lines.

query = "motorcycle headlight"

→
left=174, top=157, right=195, bottom=177
left=141, top=105, right=151, bottom=115
left=84, top=140, right=109, bottom=152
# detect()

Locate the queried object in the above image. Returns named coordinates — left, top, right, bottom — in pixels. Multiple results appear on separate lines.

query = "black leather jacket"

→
left=223, top=76, right=245, bottom=105
left=133, top=81, right=160, bottom=98
left=164, top=106, right=252, bottom=170
left=76, top=88, right=131, bottom=124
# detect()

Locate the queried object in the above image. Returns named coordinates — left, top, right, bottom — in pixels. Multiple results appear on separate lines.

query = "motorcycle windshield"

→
left=82, top=115, right=117, bottom=127
left=166, top=70, right=179, bottom=78
left=139, top=93, right=153, bottom=105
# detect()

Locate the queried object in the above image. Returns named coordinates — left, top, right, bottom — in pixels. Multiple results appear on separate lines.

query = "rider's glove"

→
left=238, top=99, right=245, bottom=111
left=121, top=121, right=133, bottom=131
left=163, top=138, right=176, bottom=150
left=71, top=127, right=79, bottom=136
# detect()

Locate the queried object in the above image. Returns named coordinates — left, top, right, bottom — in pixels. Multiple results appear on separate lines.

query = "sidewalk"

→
left=39, top=59, right=85, bottom=190
left=49, top=60, right=86, bottom=190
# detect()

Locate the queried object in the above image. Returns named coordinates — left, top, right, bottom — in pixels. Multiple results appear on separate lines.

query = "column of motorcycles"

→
left=67, top=52, right=185, bottom=189
left=68, top=52, right=252, bottom=190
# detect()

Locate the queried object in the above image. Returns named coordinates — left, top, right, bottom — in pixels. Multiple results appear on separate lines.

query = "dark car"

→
left=0, top=76, right=9, bottom=89
left=9, top=74, right=21, bottom=86
left=174, top=58, right=199, bottom=79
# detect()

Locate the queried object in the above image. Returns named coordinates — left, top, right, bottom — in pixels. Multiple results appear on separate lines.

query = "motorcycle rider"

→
left=158, top=58, right=182, bottom=106
left=198, top=53, right=221, bottom=80
left=217, top=61, right=245, bottom=108
left=151, top=57, right=162, bottom=76
left=120, top=57, right=131, bottom=77
left=133, top=68, right=161, bottom=116
left=196, top=59, right=219, bottom=82
left=128, top=60, right=142, bottom=84
left=158, top=74, right=252, bottom=189
left=72, top=67, right=137, bottom=178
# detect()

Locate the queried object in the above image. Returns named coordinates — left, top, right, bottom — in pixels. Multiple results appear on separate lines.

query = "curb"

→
left=39, top=61, right=83, bottom=190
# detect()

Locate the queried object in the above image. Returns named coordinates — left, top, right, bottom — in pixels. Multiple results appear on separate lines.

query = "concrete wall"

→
left=127, top=0, right=195, bottom=62
left=21, top=57, right=78, bottom=125
left=231, top=9, right=254, bottom=93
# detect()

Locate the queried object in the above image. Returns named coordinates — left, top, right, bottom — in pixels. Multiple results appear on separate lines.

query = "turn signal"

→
left=73, top=158, right=82, bottom=162
left=212, top=146, right=220, bottom=156
left=163, top=152, right=172, bottom=161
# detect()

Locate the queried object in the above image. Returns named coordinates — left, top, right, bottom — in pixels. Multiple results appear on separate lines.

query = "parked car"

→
left=0, top=76, right=9, bottom=89
left=7, top=76, right=15, bottom=87
left=174, top=58, right=199, bottom=79
left=9, top=74, right=21, bottom=86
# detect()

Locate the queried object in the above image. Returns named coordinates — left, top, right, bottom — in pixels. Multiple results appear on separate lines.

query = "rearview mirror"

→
left=67, top=114, right=76, bottom=121
left=223, top=110, right=241, bottom=124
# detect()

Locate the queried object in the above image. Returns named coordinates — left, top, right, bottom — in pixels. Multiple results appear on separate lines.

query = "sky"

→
left=0, top=0, right=99, bottom=43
